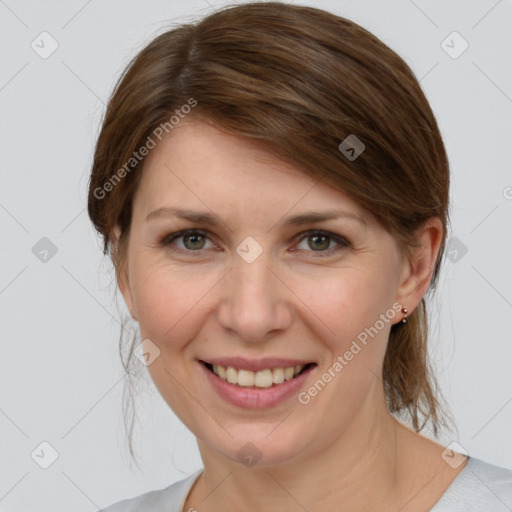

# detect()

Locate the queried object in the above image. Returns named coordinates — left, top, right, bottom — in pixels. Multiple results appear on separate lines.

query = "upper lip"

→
left=200, top=357, right=316, bottom=372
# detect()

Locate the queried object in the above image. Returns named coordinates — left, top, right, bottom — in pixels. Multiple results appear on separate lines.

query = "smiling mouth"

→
left=201, top=361, right=316, bottom=388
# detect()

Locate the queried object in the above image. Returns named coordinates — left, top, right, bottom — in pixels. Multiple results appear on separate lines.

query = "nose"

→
left=216, top=251, right=292, bottom=343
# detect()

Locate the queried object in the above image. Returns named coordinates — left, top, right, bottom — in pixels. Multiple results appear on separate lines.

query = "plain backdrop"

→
left=1, top=0, right=511, bottom=510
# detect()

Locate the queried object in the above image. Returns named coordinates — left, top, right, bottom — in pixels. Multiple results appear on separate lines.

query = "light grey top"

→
left=99, top=457, right=512, bottom=511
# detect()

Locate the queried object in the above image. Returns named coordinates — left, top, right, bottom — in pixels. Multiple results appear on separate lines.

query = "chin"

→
left=202, top=424, right=311, bottom=469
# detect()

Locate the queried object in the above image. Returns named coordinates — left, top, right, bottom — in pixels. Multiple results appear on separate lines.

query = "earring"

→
left=401, top=307, right=408, bottom=324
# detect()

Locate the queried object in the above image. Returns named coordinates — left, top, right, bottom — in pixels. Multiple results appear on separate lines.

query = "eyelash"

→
left=160, top=229, right=351, bottom=257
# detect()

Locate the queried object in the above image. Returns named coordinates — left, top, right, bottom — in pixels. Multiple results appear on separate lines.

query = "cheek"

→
left=130, top=257, right=220, bottom=346
left=293, top=268, right=393, bottom=350
left=128, top=260, right=222, bottom=423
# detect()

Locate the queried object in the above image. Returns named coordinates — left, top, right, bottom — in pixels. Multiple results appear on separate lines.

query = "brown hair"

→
left=88, top=1, right=454, bottom=461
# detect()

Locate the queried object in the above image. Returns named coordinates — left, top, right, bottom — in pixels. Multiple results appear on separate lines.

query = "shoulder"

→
left=98, top=470, right=203, bottom=512
left=431, top=457, right=512, bottom=511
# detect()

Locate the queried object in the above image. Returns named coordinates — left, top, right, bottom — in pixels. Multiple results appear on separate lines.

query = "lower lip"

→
left=199, top=362, right=316, bottom=409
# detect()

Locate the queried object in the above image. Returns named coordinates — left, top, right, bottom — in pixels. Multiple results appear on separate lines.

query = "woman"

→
left=88, top=2, right=512, bottom=511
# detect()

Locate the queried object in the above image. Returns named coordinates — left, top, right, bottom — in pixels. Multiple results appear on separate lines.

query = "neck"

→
left=188, top=388, right=409, bottom=512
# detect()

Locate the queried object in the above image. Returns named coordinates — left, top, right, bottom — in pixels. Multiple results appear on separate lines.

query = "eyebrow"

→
left=145, top=207, right=367, bottom=227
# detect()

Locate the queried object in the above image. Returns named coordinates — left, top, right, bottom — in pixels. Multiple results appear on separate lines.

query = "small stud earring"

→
left=401, top=307, right=408, bottom=324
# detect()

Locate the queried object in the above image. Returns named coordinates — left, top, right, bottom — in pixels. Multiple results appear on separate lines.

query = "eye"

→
left=293, top=230, right=350, bottom=256
left=161, top=230, right=214, bottom=253
left=160, top=229, right=350, bottom=257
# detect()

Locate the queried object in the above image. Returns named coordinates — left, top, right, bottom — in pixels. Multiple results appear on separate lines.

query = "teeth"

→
left=272, top=367, right=284, bottom=384
left=226, top=366, right=238, bottom=384
left=238, top=369, right=255, bottom=387
left=254, top=369, right=273, bottom=388
left=210, top=364, right=306, bottom=388
left=217, top=365, right=226, bottom=380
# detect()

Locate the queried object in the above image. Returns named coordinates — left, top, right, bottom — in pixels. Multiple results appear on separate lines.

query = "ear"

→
left=112, top=224, right=138, bottom=321
left=395, top=217, right=444, bottom=316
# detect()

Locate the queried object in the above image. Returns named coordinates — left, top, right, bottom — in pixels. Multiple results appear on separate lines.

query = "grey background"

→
left=1, top=0, right=511, bottom=510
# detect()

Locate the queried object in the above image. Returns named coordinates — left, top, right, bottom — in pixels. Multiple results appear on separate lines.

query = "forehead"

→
left=132, top=120, right=370, bottom=224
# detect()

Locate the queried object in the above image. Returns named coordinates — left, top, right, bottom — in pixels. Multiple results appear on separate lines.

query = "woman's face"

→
left=118, top=120, right=416, bottom=468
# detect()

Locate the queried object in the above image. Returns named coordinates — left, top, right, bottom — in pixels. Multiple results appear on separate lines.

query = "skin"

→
left=115, top=120, right=466, bottom=512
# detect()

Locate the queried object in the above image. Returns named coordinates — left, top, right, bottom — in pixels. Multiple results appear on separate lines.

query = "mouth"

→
left=200, top=360, right=317, bottom=388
